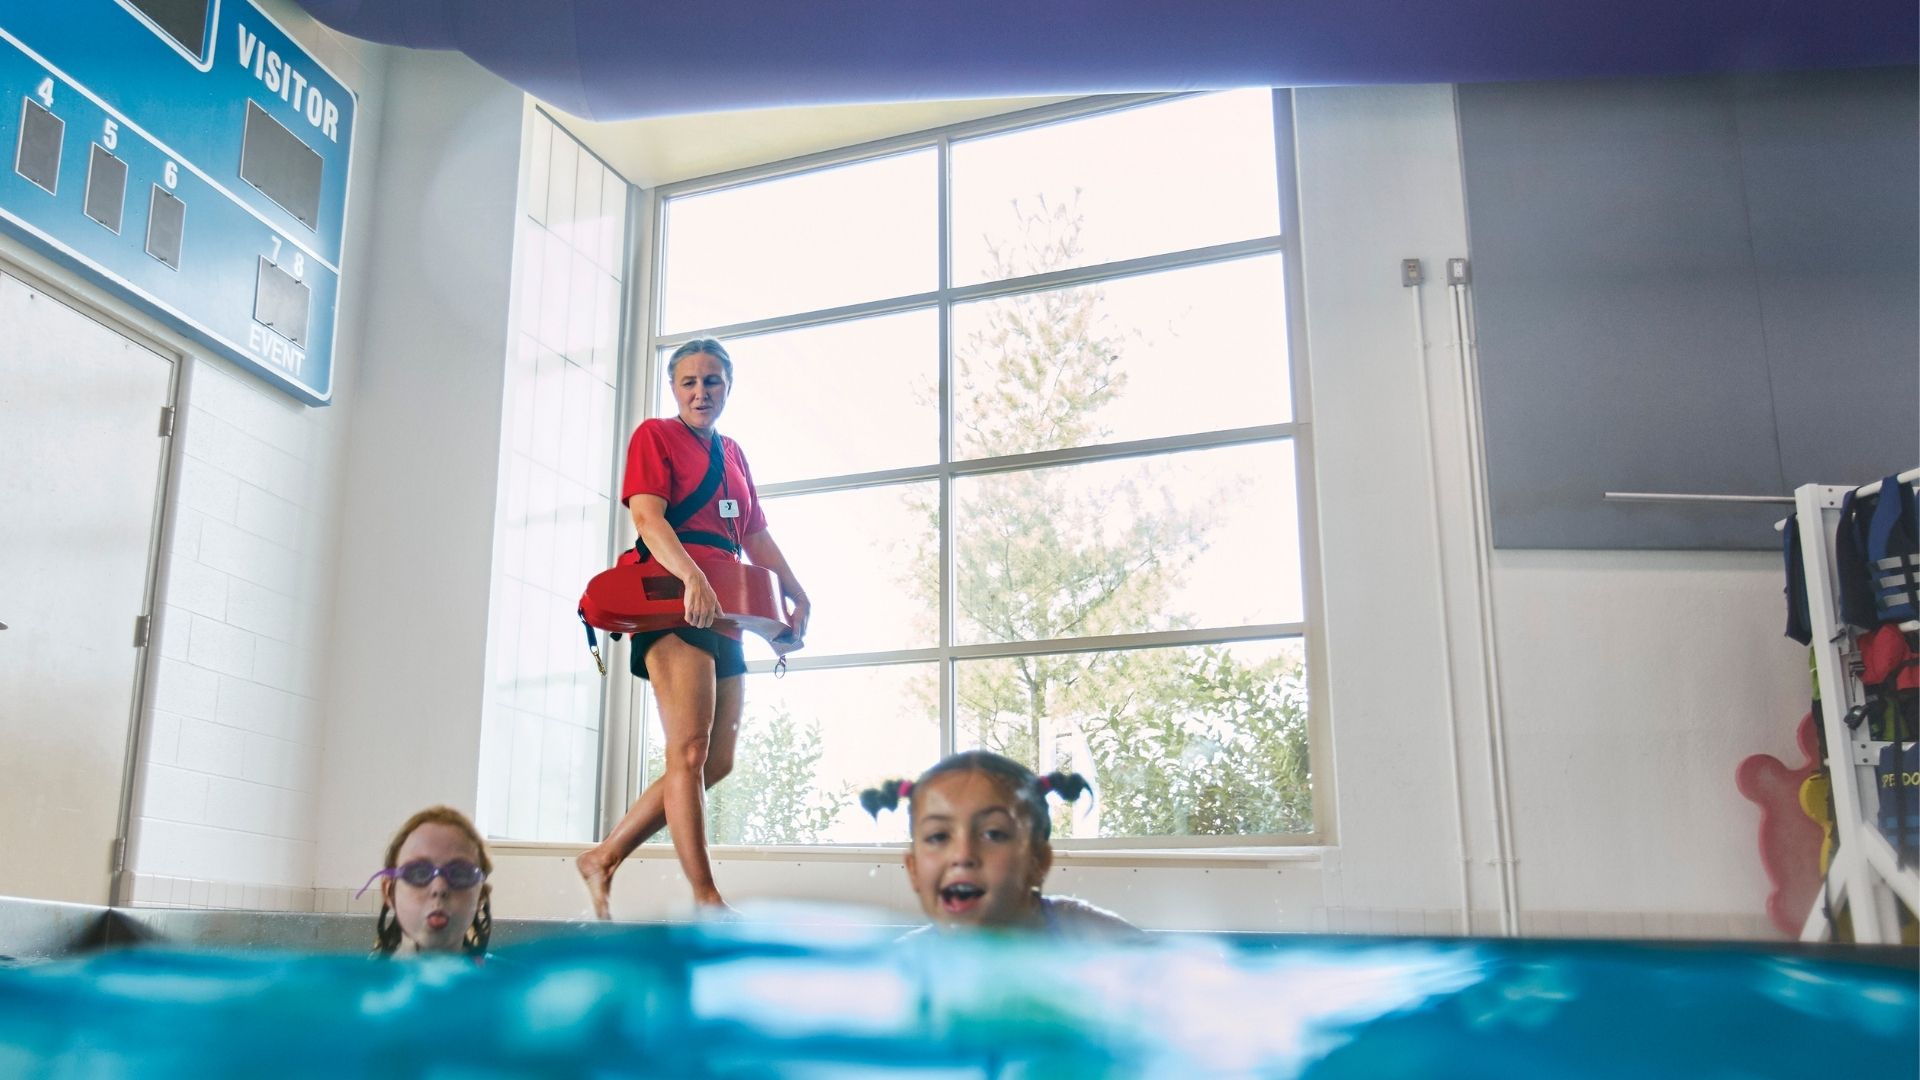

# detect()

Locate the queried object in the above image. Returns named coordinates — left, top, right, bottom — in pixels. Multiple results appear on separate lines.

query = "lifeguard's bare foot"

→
left=576, top=849, right=614, bottom=921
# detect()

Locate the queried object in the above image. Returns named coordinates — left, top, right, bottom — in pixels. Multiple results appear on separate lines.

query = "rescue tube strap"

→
left=579, top=610, right=606, bottom=676
left=674, top=530, right=741, bottom=555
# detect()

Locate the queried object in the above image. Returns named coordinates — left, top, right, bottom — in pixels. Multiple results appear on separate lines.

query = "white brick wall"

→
left=129, top=357, right=340, bottom=897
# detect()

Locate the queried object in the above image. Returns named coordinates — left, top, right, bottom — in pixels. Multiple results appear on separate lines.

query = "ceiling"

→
left=555, top=95, right=1074, bottom=189
left=296, top=1, right=1917, bottom=123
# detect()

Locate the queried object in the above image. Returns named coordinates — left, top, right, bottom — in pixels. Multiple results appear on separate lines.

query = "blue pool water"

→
left=0, top=925, right=1913, bottom=1077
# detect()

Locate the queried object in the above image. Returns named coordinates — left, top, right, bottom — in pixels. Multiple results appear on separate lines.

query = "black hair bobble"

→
left=1040, top=769, right=1091, bottom=804
left=859, top=778, right=913, bottom=818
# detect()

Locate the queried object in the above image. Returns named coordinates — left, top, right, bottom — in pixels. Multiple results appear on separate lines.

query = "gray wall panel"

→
left=1459, top=69, right=1918, bottom=550
left=1737, top=67, right=1920, bottom=489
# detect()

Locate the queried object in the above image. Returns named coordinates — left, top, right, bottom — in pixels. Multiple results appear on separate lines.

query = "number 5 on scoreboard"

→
left=103, top=120, right=118, bottom=151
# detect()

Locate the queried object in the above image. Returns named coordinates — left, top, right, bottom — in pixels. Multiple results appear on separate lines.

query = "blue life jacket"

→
left=1876, top=741, right=1918, bottom=868
left=1783, top=512, right=1812, bottom=645
left=1838, top=476, right=1919, bottom=629
left=1865, top=476, right=1919, bottom=623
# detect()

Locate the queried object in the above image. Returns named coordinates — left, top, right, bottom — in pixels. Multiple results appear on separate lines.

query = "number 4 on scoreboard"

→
left=36, top=78, right=54, bottom=108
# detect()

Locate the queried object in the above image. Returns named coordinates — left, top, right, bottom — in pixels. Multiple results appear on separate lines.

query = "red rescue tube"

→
left=579, top=548, right=801, bottom=656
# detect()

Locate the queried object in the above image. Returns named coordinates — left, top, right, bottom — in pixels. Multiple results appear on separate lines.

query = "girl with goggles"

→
left=360, top=805, right=495, bottom=958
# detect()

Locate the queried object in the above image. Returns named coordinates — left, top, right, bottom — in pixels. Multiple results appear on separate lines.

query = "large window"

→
left=642, top=91, right=1316, bottom=845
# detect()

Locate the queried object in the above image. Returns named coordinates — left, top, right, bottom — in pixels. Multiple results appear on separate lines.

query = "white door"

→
left=0, top=268, right=173, bottom=903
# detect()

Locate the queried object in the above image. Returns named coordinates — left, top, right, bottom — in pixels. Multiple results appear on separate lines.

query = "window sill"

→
left=490, top=839, right=1326, bottom=871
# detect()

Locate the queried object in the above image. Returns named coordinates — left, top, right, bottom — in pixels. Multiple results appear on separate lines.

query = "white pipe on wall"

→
left=1449, top=276, right=1520, bottom=936
left=1409, top=277, right=1476, bottom=935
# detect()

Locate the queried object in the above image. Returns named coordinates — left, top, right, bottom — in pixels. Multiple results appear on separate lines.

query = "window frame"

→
left=615, top=91, right=1332, bottom=850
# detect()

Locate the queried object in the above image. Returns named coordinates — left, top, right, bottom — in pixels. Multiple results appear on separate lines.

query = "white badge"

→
left=717, top=499, right=740, bottom=520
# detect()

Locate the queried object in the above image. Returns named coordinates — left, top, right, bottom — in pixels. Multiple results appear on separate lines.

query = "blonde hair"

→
left=667, top=337, right=733, bottom=383
left=371, top=805, right=494, bottom=957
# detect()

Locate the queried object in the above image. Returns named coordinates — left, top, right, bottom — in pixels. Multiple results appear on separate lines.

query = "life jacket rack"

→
left=1777, top=467, right=1920, bottom=945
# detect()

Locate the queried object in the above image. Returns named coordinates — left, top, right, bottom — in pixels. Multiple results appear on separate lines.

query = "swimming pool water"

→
left=0, top=924, right=1912, bottom=1077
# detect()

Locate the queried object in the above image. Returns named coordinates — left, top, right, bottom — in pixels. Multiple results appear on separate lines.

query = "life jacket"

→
left=1858, top=624, right=1920, bottom=693
left=1846, top=625, right=1919, bottom=744
left=1876, top=741, right=1918, bottom=868
left=1783, top=512, right=1812, bottom=645
left=1838, top=475, right=1920, bottom=629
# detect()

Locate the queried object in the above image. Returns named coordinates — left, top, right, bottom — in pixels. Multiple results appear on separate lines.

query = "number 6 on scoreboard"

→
left=163, top=160, right=178, bottom=189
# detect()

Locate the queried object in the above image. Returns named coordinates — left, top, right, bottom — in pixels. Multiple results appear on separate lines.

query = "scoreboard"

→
left=0, top=0, right=355, bottom=405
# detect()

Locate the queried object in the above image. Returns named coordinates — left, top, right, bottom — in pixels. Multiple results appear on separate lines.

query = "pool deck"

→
left=5, top=892, right=1914, bottom=967
left=0, top=894, right=647, bottom=962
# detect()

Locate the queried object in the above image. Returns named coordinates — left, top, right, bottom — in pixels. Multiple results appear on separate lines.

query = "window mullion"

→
left=755, top=424, right=1299, bottom=499
left=655, top=289, right=943, bottom=349
left=651, top=236, right=1281, bottom=351
left=945, top=235, right=1283, bottom=305
left=741, top=623, right=1311, bottom=674
left=936, top=131, right=957, bottom=757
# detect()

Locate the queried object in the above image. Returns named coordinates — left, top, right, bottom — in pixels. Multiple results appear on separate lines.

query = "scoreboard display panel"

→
left=0, top=0, right=354, bottom=405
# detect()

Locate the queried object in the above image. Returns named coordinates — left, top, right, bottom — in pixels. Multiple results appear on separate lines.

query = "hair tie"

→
left=898, top=780, right=913, bottom=797
left=1036, top=775, right=1052, bottom=793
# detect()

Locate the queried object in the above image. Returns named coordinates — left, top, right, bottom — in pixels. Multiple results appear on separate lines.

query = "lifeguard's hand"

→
left=786, top=594, right=811, bottom=642
left=682, top=572, right=722, bottom=629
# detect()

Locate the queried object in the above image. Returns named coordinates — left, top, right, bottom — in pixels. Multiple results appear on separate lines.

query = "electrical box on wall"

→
left=0, top=0, right=354, bottom=405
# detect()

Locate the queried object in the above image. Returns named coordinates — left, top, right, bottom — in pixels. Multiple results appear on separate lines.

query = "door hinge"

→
left=158, top=406, right=175, bottom=437
left=110, top=837, right=127, bottom=874
left=133, top=614, right=151, bottom=648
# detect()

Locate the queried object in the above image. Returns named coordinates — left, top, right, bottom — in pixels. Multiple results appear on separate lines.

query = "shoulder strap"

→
left=667, top=432, right=726, bottom=528
left=637, top=431, right=727, bottom=561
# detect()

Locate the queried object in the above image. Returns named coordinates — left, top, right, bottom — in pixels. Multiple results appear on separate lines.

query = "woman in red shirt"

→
left=576, top=338, right=811, bottom=916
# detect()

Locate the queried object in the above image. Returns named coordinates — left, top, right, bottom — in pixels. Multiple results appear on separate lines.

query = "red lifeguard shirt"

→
left=621, top=418, right=768, bottom=555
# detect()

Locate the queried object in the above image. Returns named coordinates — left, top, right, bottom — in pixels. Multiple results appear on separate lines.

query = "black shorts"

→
left=628, top=627, right=747, bottom=681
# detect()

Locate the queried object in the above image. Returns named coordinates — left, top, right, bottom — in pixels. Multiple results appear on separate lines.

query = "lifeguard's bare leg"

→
left=575, top=637, right=742, bottom=917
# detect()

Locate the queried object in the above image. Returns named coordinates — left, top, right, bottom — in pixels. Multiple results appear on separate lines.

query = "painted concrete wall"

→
left=311, top=49, right=526, bottom=893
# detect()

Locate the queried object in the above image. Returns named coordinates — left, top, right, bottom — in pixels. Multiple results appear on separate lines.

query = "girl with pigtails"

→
left=861, top=750, right=1140, bottom=938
